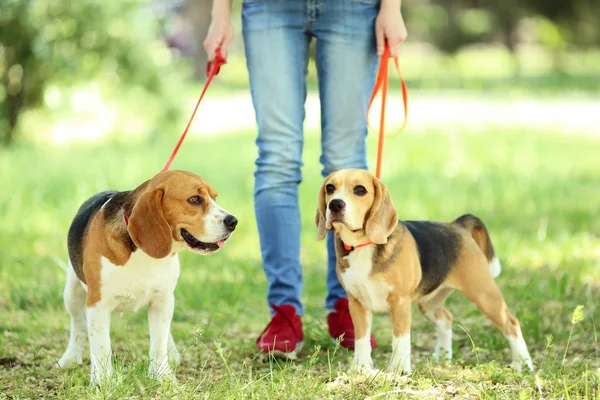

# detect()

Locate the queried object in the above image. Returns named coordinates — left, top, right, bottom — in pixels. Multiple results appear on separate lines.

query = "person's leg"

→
left=313, top=0, right=380, bottom=311
left=242, top=0, right=310, bottom=316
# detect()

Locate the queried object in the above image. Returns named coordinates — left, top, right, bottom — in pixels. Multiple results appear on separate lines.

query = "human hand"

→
left=375, top=6, right=408, bottom=57
left=203, top=12, right=234, bottom=62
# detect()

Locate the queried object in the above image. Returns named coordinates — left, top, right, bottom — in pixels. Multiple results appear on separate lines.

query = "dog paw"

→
left=352, top=344, right=373, bottom=372
left=168, top=347, right=181, bottom=367
left=90, top=367, right=113, bottom=387
left=149, top=369, right=177, bottom=384
left=386, top=361, right=411, bottom=375
left=511, top=358, right=534, bottom=373
left=432, top=348, right=452, bottom=362
left=148, top=361, right=177, bottom=383
left=57, top=353, right=82, bottom=369
left=351, top=358, right=374, bottom=373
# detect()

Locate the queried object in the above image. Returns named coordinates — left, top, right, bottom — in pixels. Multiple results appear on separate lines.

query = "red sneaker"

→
left=256, top=304, right=304, bottom=360
left=327, top=298, right=377, bottom=350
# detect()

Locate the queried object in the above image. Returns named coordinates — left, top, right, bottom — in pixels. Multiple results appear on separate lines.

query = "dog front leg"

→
left=168, top=331, right=181, bottom=366
left=58, top=268, right=87, bottom=369
left=387, top=294, right=412, bottom=374
left=87, top=305, right=113, bottom=385
left=348, top=295, right=373, bottom=370
left=148, top=292, right=176, bottom=381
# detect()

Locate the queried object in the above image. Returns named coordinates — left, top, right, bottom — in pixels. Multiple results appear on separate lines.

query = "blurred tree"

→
left=428, top=0, right=490, bottom=55
left=523, top=0, right=600, bottom=71
left=487, top=0, right=524, bottom=76
left=523, top=0, right=575, bottom=71
left=184, top=0, right=212, bottom=80
left=1, top=1, right=36, bottom=146
left=0, top=0, right=180, bottom=147
left=524, top=0, right=576, bottom=22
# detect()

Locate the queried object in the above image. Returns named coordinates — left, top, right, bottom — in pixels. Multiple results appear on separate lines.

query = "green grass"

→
left=0, top=125, right=599, bottom=399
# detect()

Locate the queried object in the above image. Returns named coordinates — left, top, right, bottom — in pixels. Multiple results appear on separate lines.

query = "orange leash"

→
left=161, top=48, right=227, bottom=172
left=367, top=44, right=408, bottom=179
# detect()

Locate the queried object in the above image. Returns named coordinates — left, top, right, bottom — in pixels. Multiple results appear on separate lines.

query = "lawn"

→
left=0, top=124, right=599, bottom=399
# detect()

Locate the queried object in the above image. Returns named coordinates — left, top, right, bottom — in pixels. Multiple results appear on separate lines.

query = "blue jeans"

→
left=242, top=0, right=380, bottom=316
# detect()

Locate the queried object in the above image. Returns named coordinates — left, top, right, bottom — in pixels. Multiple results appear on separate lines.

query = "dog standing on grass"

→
left=57, top=170, right=238, bottom=385
left=315, top=168, right=533, bottom=373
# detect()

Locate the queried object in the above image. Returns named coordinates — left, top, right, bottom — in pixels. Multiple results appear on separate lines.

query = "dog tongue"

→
left=216, top=240, right=225, bottom=248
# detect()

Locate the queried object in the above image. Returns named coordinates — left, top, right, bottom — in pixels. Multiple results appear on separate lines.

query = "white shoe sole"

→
left=264, top=341, right=304, bottom=361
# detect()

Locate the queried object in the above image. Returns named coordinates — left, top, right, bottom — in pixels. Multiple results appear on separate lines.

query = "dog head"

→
left=315, top=169, right=397, bottom=245
left=128, top=170, right=238, bottom=258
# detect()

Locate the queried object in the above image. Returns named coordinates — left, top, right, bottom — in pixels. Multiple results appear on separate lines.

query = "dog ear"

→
left=315, top=179, right=328, bottom=241
left=128, top=189, right=172, bottom=258
left=364, top=177, right=398, bottom=244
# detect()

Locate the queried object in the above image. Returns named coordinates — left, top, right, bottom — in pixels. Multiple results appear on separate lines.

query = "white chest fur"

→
left=341, top=246, right=393, bottom=312
left=93, top=251, right=180, bottom=312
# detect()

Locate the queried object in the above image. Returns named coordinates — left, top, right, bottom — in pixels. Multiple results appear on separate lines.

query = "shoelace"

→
left=258, top=305, right=301, bottom=341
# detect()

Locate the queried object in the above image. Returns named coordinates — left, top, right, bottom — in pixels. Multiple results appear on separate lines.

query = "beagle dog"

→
left=57, top=170, right=238, bottom=385
left=315, top=169, right=533, bottom=374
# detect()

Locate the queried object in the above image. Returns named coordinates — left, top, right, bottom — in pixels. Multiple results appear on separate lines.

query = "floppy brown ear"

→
left=364, top=177, right=398, bottom=244
left=128, top=189, right=173, bottom=259
left=315, top=180, right=328, bottom=241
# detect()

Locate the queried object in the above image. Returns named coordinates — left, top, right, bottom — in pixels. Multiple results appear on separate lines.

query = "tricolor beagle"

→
left=57, top=170, right=237, bottom=385
left=315, top=169, right=533, bottom=374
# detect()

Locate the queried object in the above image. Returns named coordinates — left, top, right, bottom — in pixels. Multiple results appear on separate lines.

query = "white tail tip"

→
left=490, top=257, right=502, bottom=278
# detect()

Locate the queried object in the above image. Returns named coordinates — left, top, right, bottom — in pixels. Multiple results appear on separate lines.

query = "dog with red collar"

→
left=315, top=168, right=533, bottom=374
left=57, top=170, right=237, bottom=385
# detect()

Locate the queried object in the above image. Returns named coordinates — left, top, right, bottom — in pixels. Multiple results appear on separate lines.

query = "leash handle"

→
left=367, top=44, right=408, bottom=179
left=161, top=48, right=227, bottom=172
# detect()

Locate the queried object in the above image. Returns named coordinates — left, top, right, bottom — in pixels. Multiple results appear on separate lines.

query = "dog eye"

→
left=353, top=185, right=367, bottom=196
left=326, top=184, right=335, bottom=195
left=187, top=195, right=204, bottom=205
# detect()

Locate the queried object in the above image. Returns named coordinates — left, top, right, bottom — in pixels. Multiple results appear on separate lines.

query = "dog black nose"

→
left=224, top=215, right=238, bottom=231
left=328, top=199, right=345, bottom=213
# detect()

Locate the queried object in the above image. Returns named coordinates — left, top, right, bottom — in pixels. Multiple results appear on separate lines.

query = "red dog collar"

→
left=343, top=241, right=373, bottom=251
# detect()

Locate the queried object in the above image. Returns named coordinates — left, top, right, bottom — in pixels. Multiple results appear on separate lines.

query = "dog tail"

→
left=453, top=214, right=501, bottom=278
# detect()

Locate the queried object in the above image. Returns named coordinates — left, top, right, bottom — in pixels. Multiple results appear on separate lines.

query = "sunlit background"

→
left=1, top=1, right=599, bottom=398
left=2, top=0, right=600, bottom=146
